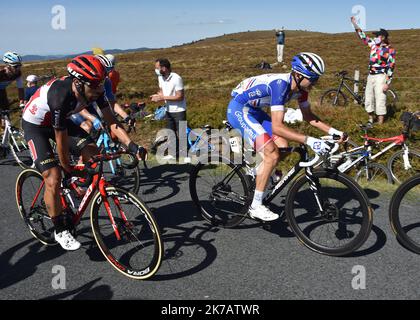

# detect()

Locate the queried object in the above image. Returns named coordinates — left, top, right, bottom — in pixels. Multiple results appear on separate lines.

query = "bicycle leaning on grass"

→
left=320, top=70, right=398, bottom=109
left=325, top=112, right=420, bottom=184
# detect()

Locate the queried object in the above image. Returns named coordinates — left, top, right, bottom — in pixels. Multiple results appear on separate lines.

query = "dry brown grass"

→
left=6, top=29, right=420, bottom=153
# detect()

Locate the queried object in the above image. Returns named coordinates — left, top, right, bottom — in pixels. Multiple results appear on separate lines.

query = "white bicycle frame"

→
left=1, top=113, right=29, bottom=161
left=331, top=140, right=411, bottom=173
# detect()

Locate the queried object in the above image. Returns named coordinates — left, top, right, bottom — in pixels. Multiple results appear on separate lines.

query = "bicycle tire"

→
left=320, top=89, right=348, bottom=107
left=285, top=169, right=373, bottom=256
left=387, top=149, right=420, bottom=184
left=15, top=169, right=57, bottom=245
left=355, top=162, right=393, bottom=185
left=189, top=156, right=251, bottom=228
left=389, top=174, right=420, bottom=254
left=8, top=129, right=34, bottom=169
left=90, top=187, right=163, bottom=280
left=103, top=153, right=141, bottom=194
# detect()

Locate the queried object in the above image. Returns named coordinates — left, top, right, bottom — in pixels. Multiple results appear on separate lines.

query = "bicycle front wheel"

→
left=102, top=153, right=140, bottom=194
left=355, top=162, right=394, bottom=185
left=90, top=187, right=163, bottom=280
left=389, top=174, right=420, bottom=254
left=189, top=156, right=251, bottom=228
left=285, top=170, right=373, bottom=256
left=387, top=149, right=420, bottom=184
left=9, top=129, right=34, bottom=169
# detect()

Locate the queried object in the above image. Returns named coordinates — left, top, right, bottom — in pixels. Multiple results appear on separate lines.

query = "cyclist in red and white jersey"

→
left=22, top=55, right=146, bottom=251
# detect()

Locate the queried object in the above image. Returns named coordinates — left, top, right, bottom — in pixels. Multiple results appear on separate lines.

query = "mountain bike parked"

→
left=327, top=112, right=420, bottom=184
left=189, top=121, right=373, bottom=257
left=320, top=70, right=398, bottom=108
left=0, top=109, right=34, bottom=169
left=16, top=150, right=163, bottom=280
left=389, top=174, right=420, bottom=254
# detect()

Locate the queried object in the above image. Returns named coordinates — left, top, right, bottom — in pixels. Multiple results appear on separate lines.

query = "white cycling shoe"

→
left=249, top=205, right=279, bottom=222
left=55, top=230, right=81, bottom=251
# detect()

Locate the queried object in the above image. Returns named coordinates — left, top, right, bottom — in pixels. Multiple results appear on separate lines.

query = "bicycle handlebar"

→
left=299, top=142, right=339, bottom=168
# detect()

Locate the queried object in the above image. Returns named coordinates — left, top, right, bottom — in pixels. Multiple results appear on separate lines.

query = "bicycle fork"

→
left=98, top=178, right=131, bottom=241
left=305, top=168, right=325, bottom=214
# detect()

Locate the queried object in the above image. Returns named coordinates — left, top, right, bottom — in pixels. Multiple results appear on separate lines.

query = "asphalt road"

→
left=1, top=159, right=419, bottom=300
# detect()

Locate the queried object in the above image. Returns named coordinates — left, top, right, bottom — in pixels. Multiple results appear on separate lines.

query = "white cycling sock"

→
left=251, top=190, right=264, bottom=208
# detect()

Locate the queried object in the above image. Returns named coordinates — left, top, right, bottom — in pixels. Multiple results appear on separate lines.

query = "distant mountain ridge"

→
left=23, top=47, right=154, bottom=62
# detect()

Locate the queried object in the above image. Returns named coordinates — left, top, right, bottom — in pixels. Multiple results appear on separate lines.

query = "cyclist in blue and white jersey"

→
left=227, top=52, right=348, bottom=222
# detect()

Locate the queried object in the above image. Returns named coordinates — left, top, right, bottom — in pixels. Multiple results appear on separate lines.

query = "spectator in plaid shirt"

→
left=351, top=16, right=396, bottom=125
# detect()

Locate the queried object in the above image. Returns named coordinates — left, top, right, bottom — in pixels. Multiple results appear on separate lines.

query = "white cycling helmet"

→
left=291, top=52, right=325, bottom=80
left=95, top=54, right=114, bottom=72
left=26, top=75, right=39, bottom=83
left=105, top=54, right=116, bottom=67
left=3, top=51, right=22, bottom=66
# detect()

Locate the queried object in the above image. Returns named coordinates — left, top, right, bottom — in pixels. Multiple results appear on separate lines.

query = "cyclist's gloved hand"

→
left=128, top=142, right=148, bottom=161
left=306, top=137, right=333, bottom=155
left=92, top=118, right=102, bottom=131
left=328, top=128, right=349, bottom=142
left=124, top=115, right=136, bottom=128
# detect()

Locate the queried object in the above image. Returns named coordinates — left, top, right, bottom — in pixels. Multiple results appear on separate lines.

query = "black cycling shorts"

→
left=22, top=119, right=95, bottom=173
left=0, top=89, right=9, bottom=110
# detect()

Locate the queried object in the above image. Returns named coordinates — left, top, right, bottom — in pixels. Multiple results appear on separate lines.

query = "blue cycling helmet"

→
left=291, top=52, right=325, bottom=80
left=3, top=51, right=22, bottom=66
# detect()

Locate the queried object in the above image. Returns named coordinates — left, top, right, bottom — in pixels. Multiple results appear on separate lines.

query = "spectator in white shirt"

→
left=150, top=58, right=186, bottom=160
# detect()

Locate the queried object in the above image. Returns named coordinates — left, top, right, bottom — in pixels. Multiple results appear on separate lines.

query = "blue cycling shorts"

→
left=226, top=99, right=279, bottom=151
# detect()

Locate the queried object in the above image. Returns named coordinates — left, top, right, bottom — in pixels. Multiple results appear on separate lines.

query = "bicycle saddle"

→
left=223, top=120, right=234, bottom=130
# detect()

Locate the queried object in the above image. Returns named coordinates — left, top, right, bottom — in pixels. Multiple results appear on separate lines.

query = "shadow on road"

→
left=137, top=164, right=192, bottom=205
left=0, top=238, right=65, bottom=290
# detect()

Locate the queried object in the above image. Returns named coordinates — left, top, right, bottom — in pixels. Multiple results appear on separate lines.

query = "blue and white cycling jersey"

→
left=231, top=73, right=309, bottom=111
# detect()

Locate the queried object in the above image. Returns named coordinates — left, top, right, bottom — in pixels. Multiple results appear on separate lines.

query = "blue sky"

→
left=1, top=0, right=418, bottom=55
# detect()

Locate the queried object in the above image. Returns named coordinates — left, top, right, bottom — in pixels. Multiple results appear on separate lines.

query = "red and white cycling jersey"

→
left=22, top=78, right=58, bottom=126
left=22, top=76, right=108, bottom=129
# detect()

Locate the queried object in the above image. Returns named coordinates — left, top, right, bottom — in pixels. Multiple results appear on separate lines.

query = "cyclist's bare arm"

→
left=54, top=129, right=72, bottom=173
left=101, top=105, right=131, bottom=146
left=271, top=110, right=306, bottom=144
left=79, top=108, right=98, bottom=122
left=110, top=100, right=130, bottom=119
left=300, top=104, right=331, bottom=133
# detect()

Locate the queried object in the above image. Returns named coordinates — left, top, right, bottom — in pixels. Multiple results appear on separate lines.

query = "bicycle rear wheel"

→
left=15, top=169, right=56, bottom=245
left=389, top=174, right=420, bottom=254
left=320, top=89, right=348, bottom=107
left=91, top=187, right=163, bottom=280
left=285, top=170, right=373, bottom=256
left=189, top=156, right=251, bottom=228
left=387, top=149, right=420, bottom=184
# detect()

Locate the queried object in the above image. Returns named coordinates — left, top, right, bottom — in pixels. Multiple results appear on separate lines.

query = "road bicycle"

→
left=389, top=174, right=420, bottom=254
left=15, top=150, right=163, bottom=280
left=320, top=70, right=398, bottom=108
left=189, top=121, right=373, bottom=257
left=0, top=109, right=34, bottom=169
left=92, top=126, right=141, bottom=194
left=327, top=112, right=420, bottom=184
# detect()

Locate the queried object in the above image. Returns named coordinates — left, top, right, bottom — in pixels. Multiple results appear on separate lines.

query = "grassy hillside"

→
left=7, top=29, right=420, bottom=152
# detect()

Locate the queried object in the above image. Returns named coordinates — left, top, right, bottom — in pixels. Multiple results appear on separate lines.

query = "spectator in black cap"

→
left=351, top=17, right=396, bottom=125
